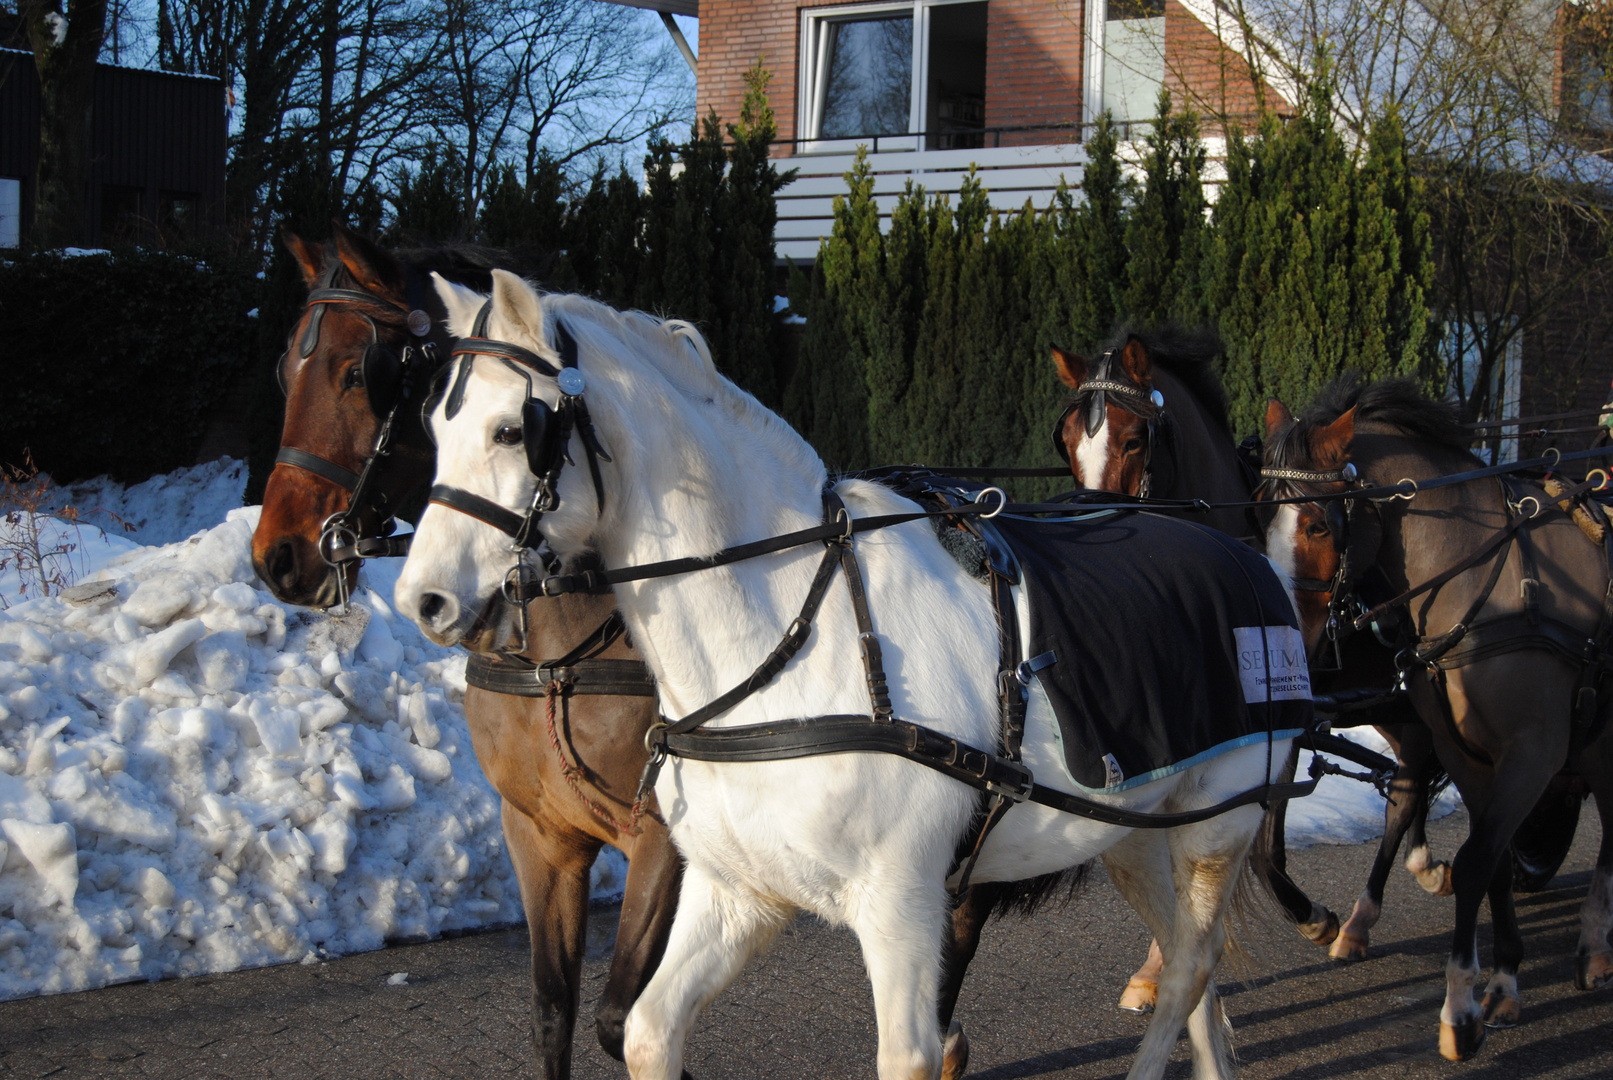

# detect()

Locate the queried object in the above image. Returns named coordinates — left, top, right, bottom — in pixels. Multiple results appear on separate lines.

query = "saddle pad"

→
left=991, top=511, right=1313, bottom=791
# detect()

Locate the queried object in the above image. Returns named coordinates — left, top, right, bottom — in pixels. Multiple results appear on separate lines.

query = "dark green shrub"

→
left=0, top=248, right=258, bottom=484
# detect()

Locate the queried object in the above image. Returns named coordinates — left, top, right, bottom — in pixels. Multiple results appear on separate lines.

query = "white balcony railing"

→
left=774, top=139, right=1091, bottom=262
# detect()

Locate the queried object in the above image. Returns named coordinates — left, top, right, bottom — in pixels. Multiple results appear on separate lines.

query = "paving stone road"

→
left=3, top=807, right=1611, bottom=1079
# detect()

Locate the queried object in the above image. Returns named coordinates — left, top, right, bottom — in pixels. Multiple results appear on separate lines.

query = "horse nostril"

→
left=418, top=592, right=447, bottom=624
left=267, top=540, right=298, bottom=588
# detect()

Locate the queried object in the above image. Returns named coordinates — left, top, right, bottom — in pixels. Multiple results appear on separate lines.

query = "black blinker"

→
left=361, top=342, right=403, bottom=416
left=522, top=398, right=562, bottom=478
left=1325, top=500, right=1350, bottom=554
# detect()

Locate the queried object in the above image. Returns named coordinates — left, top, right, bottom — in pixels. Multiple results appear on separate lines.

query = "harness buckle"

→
left=984, top=759, right=1035, bottom=804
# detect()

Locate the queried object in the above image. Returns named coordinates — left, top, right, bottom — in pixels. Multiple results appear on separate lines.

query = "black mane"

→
left=1268, top=373, right=1473, bottom=470
left=1100, top=323, right=1231, bottom=435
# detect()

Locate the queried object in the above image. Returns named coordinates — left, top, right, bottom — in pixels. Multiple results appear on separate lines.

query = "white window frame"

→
left=1084, top=0, right=1169, bottom=127
left=0, top=177, right=20, bottom=249
left=798, top=0, right=984, bottom=155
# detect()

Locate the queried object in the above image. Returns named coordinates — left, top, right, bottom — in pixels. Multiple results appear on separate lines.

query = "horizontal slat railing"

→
left=774, top=142, right=1090, bottom=263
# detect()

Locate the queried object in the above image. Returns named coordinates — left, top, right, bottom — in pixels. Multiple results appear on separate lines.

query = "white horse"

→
left=396, top=270, right=1298, bottom=1080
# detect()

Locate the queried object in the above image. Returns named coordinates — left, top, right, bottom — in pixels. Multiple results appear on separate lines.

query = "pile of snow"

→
left=0, top=475, right=626, bottom=1001
left=1286, top=727, right=1458, bottom=847
left=40, top=457, right=250, bottom=548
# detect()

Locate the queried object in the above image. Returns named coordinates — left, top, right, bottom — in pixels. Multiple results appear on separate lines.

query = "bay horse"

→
left=398, top=270, right=1303, bottom=1080
left=1049, top=329, right=1454, bottom=989
left=1260, top=376, right=1613, bottom=1059
left=249, top=226, right=688, bottom=1080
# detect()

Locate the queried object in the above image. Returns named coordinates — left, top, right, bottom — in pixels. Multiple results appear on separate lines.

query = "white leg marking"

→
left=1441, top=956, right=1482, bottom=1027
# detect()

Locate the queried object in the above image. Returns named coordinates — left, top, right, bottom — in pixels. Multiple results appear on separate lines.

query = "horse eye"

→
left=342, top=366, right=364, bottom=389
left=1123, top=438, right=1144, bottom=453
left=1305, top=521, right=1331, bottom=538
left=494, top=425, right=523, bottom=446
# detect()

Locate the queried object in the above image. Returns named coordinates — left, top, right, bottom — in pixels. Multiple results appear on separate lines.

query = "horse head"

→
left=399, top=271, right=599, bottom=650
left=1050, top=337, right=1167, bottom=496
left=1258, top=399, right=1379, bottom=653
left=253, top=225, right=451, bottom=608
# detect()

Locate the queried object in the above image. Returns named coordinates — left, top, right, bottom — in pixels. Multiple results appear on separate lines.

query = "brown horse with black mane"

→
left=1261, top=375, right=1613, bottom=1059
left=1047, top=328, right=1476, bottom=1002
left=250, top=226, right=687, bottom=1079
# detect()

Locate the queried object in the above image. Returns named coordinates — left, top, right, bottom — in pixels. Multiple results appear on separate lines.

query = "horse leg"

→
left=1333, top=741, right=1440, bottom=961
left=1126, top=817, right=1254, bottom=1080
left=936, top=885, right=1005, bottom=1080
left=1399, top=728, right=1455, bottom=896
left=1479, top=856, right=1523, bottom=1028
left=594, top=817, right=685, bottom=1066
left=1256, top=745, right=1338, bottom=946
left=853, top=877, right=951, bottom=1080
left=623, top=864, right=789, bottom=1080
left=1575, top=777, right=1613, bottom=989
left=1437, top=767, right=1551, bottom=1061
left=502, top=803, right=597, bottom=1080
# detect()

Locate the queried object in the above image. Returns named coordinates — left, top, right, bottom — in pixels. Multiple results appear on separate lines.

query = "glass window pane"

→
left=818, top=15, right=913, bottom=140
left=0, top=178, right=19, bottom=248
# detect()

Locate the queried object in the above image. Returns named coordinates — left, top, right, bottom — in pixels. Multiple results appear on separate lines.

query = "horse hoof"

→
left=1118, top=977, right=1156, bottom=1014
left=1300, top=909, right=1340, bottom=947
left=1328, top=930, right=1369, bottom=962
left=1575, top=951, right=1613, bottom=991
left=1439, top=1016, right=1487, bottom=1061
left=941, top=1020, right=970, bottom=1080
left=1480, top=991, right=1520, bottom=1029
left=1417, top=862, right=1455, bottom=897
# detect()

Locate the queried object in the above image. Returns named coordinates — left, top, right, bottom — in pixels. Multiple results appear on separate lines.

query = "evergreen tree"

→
left=906, top=190, right=963, bottom=464
left=864, top=182, right=930, bottom=463
left=1123, top=91, right=1207, bottom=326
left=1067, top=115, right=1130, bottom=349
left=479, top=155, right=567, bottom=257
left=387, top=144, right=469, bottom=243
left=567, top=163, right=644, bottom=307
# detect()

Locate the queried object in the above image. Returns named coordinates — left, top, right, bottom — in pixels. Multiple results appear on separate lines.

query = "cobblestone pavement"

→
left=3, top=807, right=1611, bottom=1079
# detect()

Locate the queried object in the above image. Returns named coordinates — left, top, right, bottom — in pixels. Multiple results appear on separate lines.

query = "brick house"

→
left=614, top=0, right=1613, bottom=446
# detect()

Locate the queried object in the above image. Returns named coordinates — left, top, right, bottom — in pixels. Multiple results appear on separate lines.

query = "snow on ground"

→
left=1286, top=726, right=1459, bottom=847
left=0, top=461, right=624, bottom=1001
left=0, top=459, right=1444, bottom=1000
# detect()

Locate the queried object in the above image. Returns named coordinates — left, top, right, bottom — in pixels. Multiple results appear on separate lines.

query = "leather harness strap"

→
left=464, top=611, right=655, bottom=698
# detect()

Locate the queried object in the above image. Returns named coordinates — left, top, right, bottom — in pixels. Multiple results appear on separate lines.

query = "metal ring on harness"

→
left=1545, top=447, right=1562, bottom=470
left=643, top=720, right=668, bottom=754
left=1516, top=495, right=1541, bottom=519
left=1590, top=468, right=1610, bottom=491
left=502, top=564, right=530, bottom=605
left=836, top=507, right=854, bottom=541
left=1390, top=478, right=1419, bottom=501
left=317, top=514, right=359, bottom=568
left=978, top=487, right=1007, bottom=519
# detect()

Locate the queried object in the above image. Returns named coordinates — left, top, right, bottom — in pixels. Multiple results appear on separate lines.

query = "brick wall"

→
left=982, top=0, right=1084, bottom=145
left=1163, top=0, right=1287, bottom=130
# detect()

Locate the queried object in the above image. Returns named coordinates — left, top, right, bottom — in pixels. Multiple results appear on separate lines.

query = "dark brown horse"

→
left=1261, top=376, right=1613, bottom=1059
left=250, top=227, right=688, bottom=1079
left=1048, top=330, right=1461, bottom=1001
left=250, top=227, right=986, bottom=1078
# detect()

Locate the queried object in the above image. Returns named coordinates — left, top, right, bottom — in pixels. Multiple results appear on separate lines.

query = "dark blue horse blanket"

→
left=989, top=511, right=1313, bottom=792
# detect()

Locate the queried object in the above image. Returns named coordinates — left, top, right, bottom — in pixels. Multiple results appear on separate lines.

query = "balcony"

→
left=772, top=125, right=1090, bottom=262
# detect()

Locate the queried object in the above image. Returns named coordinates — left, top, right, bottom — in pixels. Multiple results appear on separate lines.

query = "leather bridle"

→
left=274, top=262, right=444, bottom=606
left=1049, top=348, right=1172, bottom=496
left=422, top=302, right=612, bottom=651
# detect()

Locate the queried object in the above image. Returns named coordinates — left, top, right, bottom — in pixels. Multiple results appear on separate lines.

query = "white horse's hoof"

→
left=1118, top=976, right=1156, bottom=1014
left=941, top=1020, right=970, bottom=1080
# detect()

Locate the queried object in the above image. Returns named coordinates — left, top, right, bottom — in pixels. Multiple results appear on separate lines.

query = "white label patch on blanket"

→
left=1233, top=626, right=1312, bottom=702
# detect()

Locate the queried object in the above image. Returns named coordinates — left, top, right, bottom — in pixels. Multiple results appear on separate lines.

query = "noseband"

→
left=423, top=303, right=612, bottom=651
left=1049, top=348, right=1171, bottom=496
left=274, top=262, right=444, bottom=606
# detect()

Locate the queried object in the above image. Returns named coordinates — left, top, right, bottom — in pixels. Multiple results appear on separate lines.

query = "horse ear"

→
left=1264, top=399, right=1294, bottom=439
left=1310, top=405, right=1358, bottom=464
left=1119, top=337, right=1151, bottom=383
left=282, top=230, right=325, bottom=288
left=1051, top=347, right=1087, bottom=389
left=332, top=222, right=404, bottom=300
left=489, top=269, right=546, bottom=346
left=431, top=272, right=485, bottom=338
